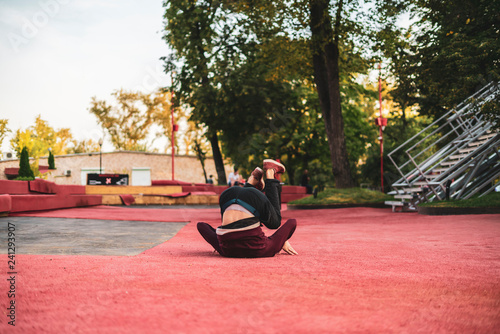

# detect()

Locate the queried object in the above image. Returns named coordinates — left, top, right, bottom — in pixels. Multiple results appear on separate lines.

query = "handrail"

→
left=386, top=81, right=500, bottom=210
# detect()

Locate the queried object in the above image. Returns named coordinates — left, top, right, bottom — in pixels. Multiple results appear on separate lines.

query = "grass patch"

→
left=289, top=187, right=392, bottom=205
left=14, top=176, right=35, bottom=181
left=418, top=192, right=500, bottom=208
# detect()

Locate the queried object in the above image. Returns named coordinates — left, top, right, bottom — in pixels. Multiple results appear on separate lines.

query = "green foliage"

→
left=67, top=139, right=101, bottom=154
left=220, top=80, right=320, bottom=182
left=478, top=93, right=500, bottom=131
left=162, top=0, right=396, bottom=187
left=341, top=80, right=379, bottom=182
left=360, top=115, right=438, bottom=192
left=0, top=119, right=10, bottom=154
left=89, top=90, right=159, bottom=151
left=89, top=89, right=185, bottom=152
left=14, top=176, right=35, bottom=181
left=418, top=192, right=500, bottom=208
left=394, top=0, right=500, bottom=118
left=18, top=147, right=34, bottom=179
left=10, top=115, right=73, bottom=159
left=289, top=187, right=392, bottom=205
left=48, top=150, right=55, bottom=169
left=162, top=0, right=315, bottom=183
left=192, top=136, right=208, bottom=183
left=227, top=76, right=378, bottom=188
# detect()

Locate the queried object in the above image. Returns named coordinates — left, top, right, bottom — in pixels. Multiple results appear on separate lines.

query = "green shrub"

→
left=14, top=176, right=35, bottom=181
left=18, top=147, right=35, bottom=180
left=48, top=150, right=55, bottom=169
left=289, top=187, right=392, bottom=205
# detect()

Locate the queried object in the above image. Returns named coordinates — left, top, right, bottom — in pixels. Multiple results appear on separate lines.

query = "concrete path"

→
left=0, top=217, right=186, bottom=256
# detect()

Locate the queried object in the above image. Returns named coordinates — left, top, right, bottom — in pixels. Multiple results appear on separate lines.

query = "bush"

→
left=18, top=147, right=35, bottom=180
left=48, top=150, right=56, bottom=169
left=14, top=176, right=35, bottom=181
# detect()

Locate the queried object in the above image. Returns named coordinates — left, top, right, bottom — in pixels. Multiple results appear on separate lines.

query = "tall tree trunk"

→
left=209, top=132, right=227, bottom=185
left=189, top=4, right=227, bottom=186
left=309, top=0, right=355, bottom=188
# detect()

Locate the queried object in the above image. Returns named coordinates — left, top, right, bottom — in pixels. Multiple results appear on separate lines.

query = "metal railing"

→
left=387, top=81, right=500, bottom=209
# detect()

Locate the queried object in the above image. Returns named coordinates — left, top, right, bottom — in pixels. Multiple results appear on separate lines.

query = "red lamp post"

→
left=375, top=63, right=387, bottom=192
left=171, top=72, right=178, bottom=181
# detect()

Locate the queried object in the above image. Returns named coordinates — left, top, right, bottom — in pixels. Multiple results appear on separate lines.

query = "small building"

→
left=0, top=151, right=232, bottom=186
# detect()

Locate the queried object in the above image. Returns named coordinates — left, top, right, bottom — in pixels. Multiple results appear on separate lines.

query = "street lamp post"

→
left=171, top=71, right=177, bottom=181
left=98, top=138, right=103, bottom=175
left=376, top=63, right=387, bottom=192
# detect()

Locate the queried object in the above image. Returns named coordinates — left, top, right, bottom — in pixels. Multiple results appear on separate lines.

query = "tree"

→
left=151, top=90, right=187, bottom=155
left=163, top=0, right=226, bottom=183
left=52, top=128, right=73, bottom=155
left=479, top=95, right=500, bottom=131
left=10, top=115, right=72, bottom=159
left=242, top=84, right=331, bottom=186
left=18, top=146, right=34, bottom=180
left=220, top=0, right=374, bottom=187
left=309, top=0, right=355, bottom=187
left=163, top=1, right=322, bottom=184
left=361, top=115, right=438, bottom=192
left=398, top=0, right=500, bottom=118
left=163, top=1, right=414, bottom=188
left=230, top=1, right=380, bottom=187
left=67, top=139, right=101, bottom=154
left=0, top=119, right=10, bottom=158
left=183, top=119, right=215, bottom=182
left=89, top=89, right=160, bottom=151
left=377, top=27, right=418, bottom=131
left=48, top=150, right=55, bottom=169
left=163, top=2, right=301, bottom=184
left=193, top=137, right=209, bottom=183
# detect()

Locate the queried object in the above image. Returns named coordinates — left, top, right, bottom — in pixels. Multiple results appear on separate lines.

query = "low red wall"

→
left=0, top=180, right=102, bottom=213
left=58, top=185, right=86, bottom=195
left=153, top=180, right=309, bottom=203
left=0, top=180, right=30, bottom=194
left=0, top=180, right=86, bottom=195
left=281, top=186, right=307, bottom=194
left=181, top=185, right=228, bottom=194
left=10, top=194, right=102, bottom=213
left=0, top=194, right=12, bottom=213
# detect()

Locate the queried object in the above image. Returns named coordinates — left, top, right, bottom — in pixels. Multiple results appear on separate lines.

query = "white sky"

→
left=0, top=0, right=171, bottom=153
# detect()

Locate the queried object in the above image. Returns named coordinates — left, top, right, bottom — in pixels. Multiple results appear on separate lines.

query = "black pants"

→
left=218, top=179, right=282, bottom=229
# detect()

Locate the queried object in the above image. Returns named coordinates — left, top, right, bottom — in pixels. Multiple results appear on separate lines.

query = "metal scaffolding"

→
left=385, top=81, right=500, bottom=212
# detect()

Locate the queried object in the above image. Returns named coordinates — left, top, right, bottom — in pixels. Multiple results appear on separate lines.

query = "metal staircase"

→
left=385, top=81, right=500, bottom=212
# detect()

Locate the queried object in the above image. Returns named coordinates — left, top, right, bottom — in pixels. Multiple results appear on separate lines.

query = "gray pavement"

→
left=0, top=216, right=187, bottom=256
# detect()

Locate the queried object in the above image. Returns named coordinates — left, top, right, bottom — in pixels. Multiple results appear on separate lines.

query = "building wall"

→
left=0, top=151, right=233, bottom=185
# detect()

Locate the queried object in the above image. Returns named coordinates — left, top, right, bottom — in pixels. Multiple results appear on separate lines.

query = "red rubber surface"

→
left=2, top=206, right=499, bottom=333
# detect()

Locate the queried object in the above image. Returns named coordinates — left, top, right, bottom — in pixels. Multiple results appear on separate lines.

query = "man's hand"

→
left=281, top=241, right=298, bottom=255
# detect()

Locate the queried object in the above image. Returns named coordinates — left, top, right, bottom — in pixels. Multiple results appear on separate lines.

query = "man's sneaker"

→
left=251, top=167, right=265, bottom=191
left=263, top=159, right=286, bottom=175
